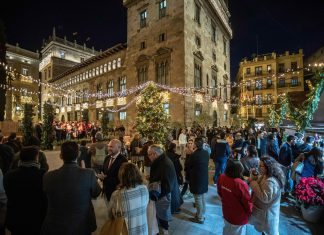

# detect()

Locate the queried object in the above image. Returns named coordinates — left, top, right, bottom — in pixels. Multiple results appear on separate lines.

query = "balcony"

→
left=246, top=84, right=273, bottom=91
left=277, top=82, right=301, bottom=88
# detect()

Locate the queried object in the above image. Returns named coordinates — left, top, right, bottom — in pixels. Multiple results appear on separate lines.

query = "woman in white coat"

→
left=248, top=156, right=285, bottom=235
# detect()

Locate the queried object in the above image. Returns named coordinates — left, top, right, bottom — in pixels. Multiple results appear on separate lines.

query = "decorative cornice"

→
left=156, top=47, right=172, bottom=56
left=136, top=54, right=151, bottom=64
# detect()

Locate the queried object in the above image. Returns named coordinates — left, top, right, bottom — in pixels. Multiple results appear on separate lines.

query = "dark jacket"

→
left=103, top=153, right=128, bottom=201
left=297, top=143, right=312, bottom=155
left=140, top=140, right=154, bottom=167
left=78, top=146, right=91, bottom=168
left=212, top=139, right=231, bottom=161
left=267, top=140, right=279, bottom=160
left=278, top=142, right=293, bottom=167
left=0, top=144, right=14, bottom=174
left=166, top=150, right=183, bottom=185
left=188, top=148, right=210, bottom=194
left=4, top=165, right=47, bottom=234
left=149, top=154, right=177, bottom=199
left=41, top=163, right=101, bottom=235
left=150, top=154, right=182, bottom=213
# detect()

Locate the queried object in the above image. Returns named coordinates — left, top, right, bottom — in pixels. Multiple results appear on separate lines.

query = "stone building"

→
left=237, top=49, right=305, bottom=123
left=39, top=28, right=98, bottom=113
left=45, top=0, right=232, bottom=129
left=5, top=43, right=39, bottom=122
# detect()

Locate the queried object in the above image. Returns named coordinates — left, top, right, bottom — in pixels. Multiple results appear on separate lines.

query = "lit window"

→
left=195, top=103, right=202, bottom=116
left=119, top=112, right=127, bottom=120
left=117, top=58, right=122, bottom=67
left=291, top=77, right=298, bottom=87
left=107, top=80, right=114, bottom=97
left=119, top=76, right=127, bottom=92
left=255, top=80, right=262, bottom=89
left=22, top=68, right=28, bottom=75
left=140, top=10, right=147, bottom=28
left=163, top=103, right=169, bottom=114
left=159, top=0, right=167, bottom=19
left=113, top=60, right=116, bottom=69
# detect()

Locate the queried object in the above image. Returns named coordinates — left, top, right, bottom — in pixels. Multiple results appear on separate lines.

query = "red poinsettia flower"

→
left=294, top=177, right=324, bottom=208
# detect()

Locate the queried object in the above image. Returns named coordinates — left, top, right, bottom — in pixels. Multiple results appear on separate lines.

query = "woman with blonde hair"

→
left=107, top=162, right=149, bottom=235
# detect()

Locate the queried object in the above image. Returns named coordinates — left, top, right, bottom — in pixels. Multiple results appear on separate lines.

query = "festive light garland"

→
left=1, top=62, right=323, bottom=112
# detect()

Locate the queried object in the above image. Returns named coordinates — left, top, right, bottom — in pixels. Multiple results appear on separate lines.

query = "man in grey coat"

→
left=41, top=141, right=101, bottom=235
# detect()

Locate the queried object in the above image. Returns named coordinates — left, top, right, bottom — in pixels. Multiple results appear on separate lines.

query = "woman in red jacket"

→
left=217, top=159, right=253, bottom=235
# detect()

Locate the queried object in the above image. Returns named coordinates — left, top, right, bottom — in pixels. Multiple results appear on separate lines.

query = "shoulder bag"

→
left=100, top=191, right=128, bottom=235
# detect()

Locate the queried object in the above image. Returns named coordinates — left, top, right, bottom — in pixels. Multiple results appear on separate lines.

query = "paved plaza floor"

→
left=44, top=150, right=323, bottom=235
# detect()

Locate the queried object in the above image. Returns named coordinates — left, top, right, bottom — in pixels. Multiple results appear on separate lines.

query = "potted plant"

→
left=295, top=177, right=324, bottom=223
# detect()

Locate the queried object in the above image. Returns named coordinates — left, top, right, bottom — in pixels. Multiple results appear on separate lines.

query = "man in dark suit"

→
left=188, top=137, right=210, bottom=224
left=4, top=146, right=47, bottom=235
left=41, top=141, right=101, bottom=235
left=97, top=139, right=127, bottom=201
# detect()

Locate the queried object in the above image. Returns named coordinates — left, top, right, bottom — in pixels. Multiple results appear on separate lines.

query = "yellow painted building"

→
left=237, top=49, right=304, bottom=122
left=5, top=43, right=40, bottom=122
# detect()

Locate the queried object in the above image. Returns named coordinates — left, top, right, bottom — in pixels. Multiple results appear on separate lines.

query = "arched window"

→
left=117, top=58, right=122, bottom=67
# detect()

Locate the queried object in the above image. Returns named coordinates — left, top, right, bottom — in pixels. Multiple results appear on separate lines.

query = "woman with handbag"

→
left=104, top=162, right=149, bottom=235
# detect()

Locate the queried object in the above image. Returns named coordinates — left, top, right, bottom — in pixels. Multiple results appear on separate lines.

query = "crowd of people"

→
left=0, top=124, right=323, bottom=235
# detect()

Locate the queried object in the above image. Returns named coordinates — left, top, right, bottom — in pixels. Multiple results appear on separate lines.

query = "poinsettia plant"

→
left=295, top=177, right=324, bottom=208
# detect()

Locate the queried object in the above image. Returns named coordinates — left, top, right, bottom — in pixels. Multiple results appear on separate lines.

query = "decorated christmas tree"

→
left=22, top=103, right=34, bottom=145
left=267, top=105, right=281, bottom=128
left=135, top=83, right=169, bottom=144
left=42, top=102, right=54, bottom=149
left=101, top=110, right=110, bottom=138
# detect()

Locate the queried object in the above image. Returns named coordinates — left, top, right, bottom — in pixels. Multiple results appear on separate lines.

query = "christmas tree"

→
left=42, top=102, right=54, bottom=149
left=267, top=105, right=281, bottom=128
left=135, top=83, right=169, bottom=144
left=22, top=103, right=34, bottom=145
left=101, top=110, right=110, bottom=138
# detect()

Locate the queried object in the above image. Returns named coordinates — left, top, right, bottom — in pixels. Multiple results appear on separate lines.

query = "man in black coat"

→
left=98, top=139, right=127, bottom=201
left=148, top=144, right=179, bottom=234
left=0, top=134, right=14, bottom=175
left=188, top=137, right=210, bottom=224
left=4, top=146, right=47, bottom=235
left=41, top=141, right=101, bottom=235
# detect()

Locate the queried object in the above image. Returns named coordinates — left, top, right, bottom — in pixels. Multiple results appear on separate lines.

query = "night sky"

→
left=1, top=0, right=323, bottom=81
